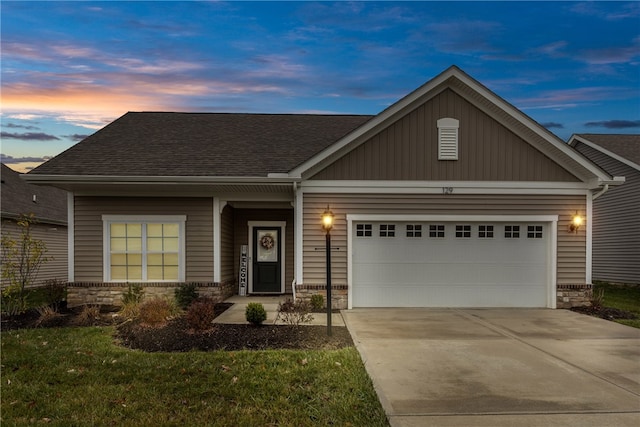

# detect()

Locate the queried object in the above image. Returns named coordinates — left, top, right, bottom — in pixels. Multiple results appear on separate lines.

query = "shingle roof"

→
left=575, top=134, right=640, bottom=165
left=1, top=164, right=67, bottom=224
left=29, top=112, right=373, bottom=177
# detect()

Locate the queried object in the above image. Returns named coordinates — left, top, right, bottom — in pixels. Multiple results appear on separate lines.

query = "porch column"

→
left=67, top=192, right=75, bottom=282
left=295, top=186, right=304, bottom=286
left=213, top=198, right=226, bottom=283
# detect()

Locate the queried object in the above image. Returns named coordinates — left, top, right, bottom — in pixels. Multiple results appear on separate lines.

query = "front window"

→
left=103, top=215, right=186, bottom=282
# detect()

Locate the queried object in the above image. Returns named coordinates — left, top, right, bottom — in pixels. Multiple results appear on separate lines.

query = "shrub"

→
left=276, top=298, right=313, bottom=327
left=42, top=279, right=66, bottom=310
left=119, top=301, right=141, bottom=321
left=122, top=284, right=144, bottom=305
left=310, top=294, right=324, bottom=311
left=74, top=305, right=101, bottom=326
left=186, top=297, right=217, bottom=331
left=1, top=287, right=27, bottom=316
left=35, top=305, right=62, bottom=327
left=245, top=302, right=267, bottom=325
left=175, top=283, right=199, bottom=309
left=138, top=297, right=177, bottom=327
left=591, top=288, right=605, bottom=309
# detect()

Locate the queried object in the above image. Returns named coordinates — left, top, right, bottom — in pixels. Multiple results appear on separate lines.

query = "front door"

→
left=252, top=227, right=282, bottom=293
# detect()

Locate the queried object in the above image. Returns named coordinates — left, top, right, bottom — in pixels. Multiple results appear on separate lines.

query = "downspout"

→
left=292, top=181, right=297, bottom=302
left=592, top=184, right=609, bottom=201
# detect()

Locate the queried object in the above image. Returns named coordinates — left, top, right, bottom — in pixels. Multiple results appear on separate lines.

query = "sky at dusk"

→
left=1, top=1, right=639, bottom=172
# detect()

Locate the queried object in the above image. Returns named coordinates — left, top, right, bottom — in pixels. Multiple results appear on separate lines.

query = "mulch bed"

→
left=1, top=303, right=354, bottom=352
left=570, top=305, right=638, bottom=321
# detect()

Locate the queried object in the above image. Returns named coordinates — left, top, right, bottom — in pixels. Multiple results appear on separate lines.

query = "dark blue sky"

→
left=2, top=1, right=639, bottom=171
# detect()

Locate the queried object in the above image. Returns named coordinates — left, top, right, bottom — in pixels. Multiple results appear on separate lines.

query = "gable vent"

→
left=437, top=118, right=459, bottom=160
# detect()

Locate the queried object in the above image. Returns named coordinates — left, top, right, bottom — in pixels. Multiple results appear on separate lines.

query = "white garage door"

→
left=352, top=221, right=549, bottom=307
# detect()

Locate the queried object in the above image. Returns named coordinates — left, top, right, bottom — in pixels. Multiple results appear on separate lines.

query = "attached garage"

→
left=349, top=216, right=557, bottom=308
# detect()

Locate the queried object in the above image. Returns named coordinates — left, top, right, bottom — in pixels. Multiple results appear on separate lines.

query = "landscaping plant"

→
left=186, top=297, right=217, bottom=331
left=245, top=302, right=267, bottom=325
left=310, top=294, right=324, bottom=311
left=74, top=305, right=101, bottom=327
left=138, top=297, right=180, bottom=327
left=174, top=282, right=199, bottom=309
left=276, top=298, right=314, bottom=326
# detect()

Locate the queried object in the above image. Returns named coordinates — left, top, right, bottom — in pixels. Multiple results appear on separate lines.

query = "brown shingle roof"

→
left=29, top=112, right=373, bottom=177
left=1, top=164, right=67, bottom=224
left=575, top=134, right=640, bottom=165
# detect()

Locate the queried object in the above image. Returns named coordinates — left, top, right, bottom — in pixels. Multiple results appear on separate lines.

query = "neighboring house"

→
left=568, top=134, right=639, bottom=285
left=1, top=163, right=68, bottom=287
left=24, top=66, right=623, bottom=309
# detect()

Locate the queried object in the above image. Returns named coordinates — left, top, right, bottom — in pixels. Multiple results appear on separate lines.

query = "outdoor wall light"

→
left=321, top=205, right=334, bottom=336
left=569, top=213, right=583, bottom=233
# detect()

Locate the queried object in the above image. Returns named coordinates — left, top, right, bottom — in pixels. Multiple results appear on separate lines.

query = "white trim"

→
left=569, top=134, right=640, bottom=172
left=248, top=221, right=286, bottom=294
left=586, top=194, right=593, bottom=285
left=213, top=198, right=221, bottom=283
left=67, top=193, right=75, bottom=282
left=346, top=213, right=558, bottom=309
left=101, top=215, right=187, bottom=282
left=295, top=186, right=304, bottom=286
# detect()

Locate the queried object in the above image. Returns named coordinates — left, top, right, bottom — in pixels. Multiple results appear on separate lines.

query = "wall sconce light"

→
left=569, top=213, right=583, bottom=233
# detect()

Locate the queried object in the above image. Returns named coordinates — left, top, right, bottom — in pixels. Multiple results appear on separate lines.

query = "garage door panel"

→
left=352, top=221, right=549, bottom=308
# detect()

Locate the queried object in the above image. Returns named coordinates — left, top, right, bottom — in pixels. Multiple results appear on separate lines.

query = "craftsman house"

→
left=569, top=134, right=639, bottom=285
left=25, top=66, right=623, bottom=308
left=1, top=163, right=68, bottom=287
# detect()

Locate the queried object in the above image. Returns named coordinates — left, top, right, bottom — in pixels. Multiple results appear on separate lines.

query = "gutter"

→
left=22, top=174, right=302, bottom=185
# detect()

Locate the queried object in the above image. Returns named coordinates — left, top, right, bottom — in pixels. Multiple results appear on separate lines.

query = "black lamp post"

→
left=322, top=205, right=334, bottom=336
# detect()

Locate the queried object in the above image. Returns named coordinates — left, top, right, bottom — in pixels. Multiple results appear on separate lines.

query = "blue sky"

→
left=2, top=1, right=639, bottom=172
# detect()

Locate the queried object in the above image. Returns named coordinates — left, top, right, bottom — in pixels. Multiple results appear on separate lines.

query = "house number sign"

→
left=442, top=187, right=454, bottom=195
left=238, top=245, right=248, bottom=296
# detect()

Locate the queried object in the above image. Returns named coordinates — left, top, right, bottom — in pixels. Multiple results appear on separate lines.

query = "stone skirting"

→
left=67, top=282, right=236, bottom=307
left=556, top=283, right=593, bottom=308
left=294, top=283, right=348, bottom=310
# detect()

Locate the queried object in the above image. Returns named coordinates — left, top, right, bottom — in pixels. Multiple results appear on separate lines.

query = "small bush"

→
left=310, top=294, right=324, bottom=311
left=175, top=283, right=199, bottom=309
left=42, top=279, right=67, bottom=310
left=1, top=287, right=27, bottom=316
left=186, top=297, right=217, bottom=331
left=35, top=305, right=62, bottom=327
left=276, top=298, right=313, bottom=326
left=122, top=284, right=144, bottom=305
left=245, top=302, right=267, bottom=325
left=119, top=301, right=141, bottom=321
left=138, top=298, right=177, bottom=327
left=75, top=305, right=101, bottom=326
left=591, top=288, right=605, bottom=309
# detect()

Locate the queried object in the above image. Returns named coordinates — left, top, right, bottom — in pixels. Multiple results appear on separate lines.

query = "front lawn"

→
left=1, top=327, right=388, bottom=426
left=594, top=281, right=640, bottom=328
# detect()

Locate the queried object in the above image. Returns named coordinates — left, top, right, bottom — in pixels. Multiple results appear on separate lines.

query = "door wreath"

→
left=259, top=234, right=275, bottom=250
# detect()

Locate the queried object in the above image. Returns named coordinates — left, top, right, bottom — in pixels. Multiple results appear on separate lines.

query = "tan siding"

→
left=1, top=220, right=68, bottom=288
left=220, top=205, right=235, bottom=283
left=233, top=209, right=294, bottom=293
left=74, top=197, right=213, bottom=282
left=573, top=143, right=640, bottom=283
left=302, top=193, right=586, bottom=286
left=311, top=89, right=579, bottom=182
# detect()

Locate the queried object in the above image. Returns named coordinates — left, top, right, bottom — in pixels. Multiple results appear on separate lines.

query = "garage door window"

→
left=406, top=224, right=422, bottom=237
left=429, top=224, right=445, bottom=238
left=356, top=224, right=372, bottom=237
left=527, top=225, right=543, bottom=239
left=380, top=224, right=396, bottom=237
left=478, top=225, right=494, bottom=238
left=455, top=225, right=471, bottom=238
left=505, top=225, right=520, bottom=238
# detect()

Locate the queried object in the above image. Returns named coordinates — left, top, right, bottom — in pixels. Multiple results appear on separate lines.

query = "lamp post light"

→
left=322, top=205, right=334, bottom=336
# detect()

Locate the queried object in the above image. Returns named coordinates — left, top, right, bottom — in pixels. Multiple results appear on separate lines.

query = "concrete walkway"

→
left=213, top=295, right=344, bottom=326
left=343, top=308, right=640, bottom=427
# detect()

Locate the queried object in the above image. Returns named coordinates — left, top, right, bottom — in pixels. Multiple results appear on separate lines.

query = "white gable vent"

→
left=437, top=118, right=459, bottom=160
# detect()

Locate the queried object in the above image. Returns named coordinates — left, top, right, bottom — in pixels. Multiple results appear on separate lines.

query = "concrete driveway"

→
left=342, top=308, right=640, bottom=427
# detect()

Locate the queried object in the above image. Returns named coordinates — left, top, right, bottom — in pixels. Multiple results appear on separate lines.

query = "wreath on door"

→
left=259, top=234, right=275, bottom=250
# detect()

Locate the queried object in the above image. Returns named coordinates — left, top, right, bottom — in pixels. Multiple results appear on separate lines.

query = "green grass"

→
left=594, top=281, right=640, bottom=328
left=1, top=327, right=388, bottom=426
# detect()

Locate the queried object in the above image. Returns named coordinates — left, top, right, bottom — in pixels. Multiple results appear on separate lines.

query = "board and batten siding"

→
left=310, top=89, right=579, bottom=183
left=73, top=197, right=214, bottom=282
left=573, top=143, right=640, bottom=284
left=301, top=193, right=587, bottom=286
left=1, top=220, right=68, bottom=288
left=232, top=208, right=295, bottom=293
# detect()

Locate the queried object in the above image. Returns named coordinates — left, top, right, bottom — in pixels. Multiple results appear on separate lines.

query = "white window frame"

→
left=102, top=215, right=187, bottom=282
left=437, top=117, right=459, bottom=160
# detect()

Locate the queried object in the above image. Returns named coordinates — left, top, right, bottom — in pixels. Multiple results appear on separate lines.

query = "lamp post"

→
left=322, top=205, right=334, bottom=336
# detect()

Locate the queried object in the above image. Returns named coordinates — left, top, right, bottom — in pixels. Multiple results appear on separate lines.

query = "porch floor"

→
left=214, top=295, right=345, bottom=326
